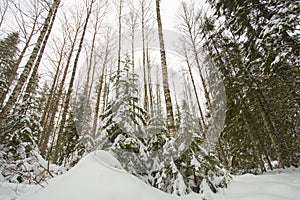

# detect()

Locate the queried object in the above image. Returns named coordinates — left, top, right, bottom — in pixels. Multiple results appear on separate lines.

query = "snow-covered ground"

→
left=1, top=151, right=300, bottom=200
left=211, top=168, right=300, bottom=200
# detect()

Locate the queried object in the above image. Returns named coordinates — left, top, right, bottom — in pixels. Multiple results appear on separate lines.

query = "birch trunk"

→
left=53, top=0, right=94, bottom=163
left=155, top=0, right=175, bottom=136
left=0, top=0, right=60, bottom=120
left=39, top=18, right=81, bottom=156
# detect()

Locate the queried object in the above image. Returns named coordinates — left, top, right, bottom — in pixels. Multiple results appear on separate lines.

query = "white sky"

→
left=60, top=0, right=207, bottom=31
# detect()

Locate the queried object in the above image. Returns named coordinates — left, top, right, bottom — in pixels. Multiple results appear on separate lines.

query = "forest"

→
left=0, top=0, right=299, bottom=196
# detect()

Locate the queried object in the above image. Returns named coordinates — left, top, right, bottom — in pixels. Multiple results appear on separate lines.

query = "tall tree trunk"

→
left=183, top=44, right=206, bottom=132
left=91, top=29, right=110, bottom=139
left=0, top=0, right=60, bottom=120
left=180, top=3, right=212, bottom=113
left=116, top=0, right=123, bottom=77
left=256, top=93, right=283, bottom=168
left=23, top=0, right=60, bottom=102
left=155, top=0, right=175, bottom=136
left=0, top=15, right=38, bottom=107
left=147, top=46, right=154, bottom=114
left=141, top=0, right=148, bottom=113
left=53, top=0, right=94, bottom=163
left=39, top=40, right=65, bottom=155
left=39, top=21, right=81, bottom=157
left=102, top=64, right=110, bottom=113
left=102, top=62, right=114, bottom=113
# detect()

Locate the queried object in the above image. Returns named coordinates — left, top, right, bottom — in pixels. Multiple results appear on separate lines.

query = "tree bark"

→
left=116, top=0, right=123, bottom=78
left=39, top=38, right=66, bottom=156
left=39, top=18, right=81, bottom=157
left=155, top=0, right=175, bottom=136
left=91, top=28, right=111, bottom=139
left=141, top=0, right=149, bottom=113
left=183, top=44, right=206, bottom=132
left=0, top=0, right=60, bottom=120
left=256, top=93, right=283, bottom=168
left=180, top=3, right=212, bottom=113
left=23, top=0, right=60, bottom=102
left=0, top=13, right=39, bottom=107
left=53, top=0, right=94, bottom=163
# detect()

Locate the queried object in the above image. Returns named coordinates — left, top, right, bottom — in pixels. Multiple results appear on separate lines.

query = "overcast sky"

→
left=60, top=0, right=207, bottom=31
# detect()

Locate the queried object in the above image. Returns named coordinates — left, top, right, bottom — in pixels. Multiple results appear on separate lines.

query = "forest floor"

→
left=1, top=151, right=300, bottom=200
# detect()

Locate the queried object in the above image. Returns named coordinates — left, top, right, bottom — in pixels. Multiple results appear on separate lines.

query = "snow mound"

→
left=16, top=150, right=190, bottom=200
left=14, top=151, right=300, bottom=200
left=91, top=150, right=123, bottom=170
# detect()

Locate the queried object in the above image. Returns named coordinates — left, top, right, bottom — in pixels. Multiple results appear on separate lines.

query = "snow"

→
left=0, top=183, right=38, bottom=200
left=0, top=151, right=299, bottom=200
left=191, top=155, right=201, bottom=168
left=90, top=150, right=124, bottom=170
left=16, top=150, right=188, bottom=200
left=211, top=168, right=300, bottom=200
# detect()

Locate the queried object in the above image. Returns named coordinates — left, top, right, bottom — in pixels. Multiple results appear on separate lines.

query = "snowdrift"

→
left=14, top=150, right=300, bottom=200
left=16, top=150, right=197, bottom=200
left=211, top=169, right=300, bottom=200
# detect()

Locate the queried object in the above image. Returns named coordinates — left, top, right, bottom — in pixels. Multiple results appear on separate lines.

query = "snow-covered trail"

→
left=1, top=151, right=300, bottom=200
left=212, top=168, right=300, bottom=200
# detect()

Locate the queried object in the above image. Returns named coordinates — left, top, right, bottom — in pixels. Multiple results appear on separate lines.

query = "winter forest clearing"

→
left=0, top=0, right=299, bottom=199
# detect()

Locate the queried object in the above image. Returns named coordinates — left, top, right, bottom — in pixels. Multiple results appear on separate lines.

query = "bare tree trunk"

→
left=48, top=92, right=66, bottom=161
left=39, top=38, right=66, bottom=155
left=0, top=12, right=39, bottom=107
left=91, top=28, right=111, bottom=139
left=180, top=3, right=212, bottom=113
left=53, top=0, right=95, bottom=163
left=127, top=3, right=138, bottom=72
left=86, top=3, right=107, bottom=101
left=39, top=18, right=81, bottom=157
left=101, top=64, right=110, bottom=113
left=141, top=0, right=148, bottom=113
left=23, top=0, right=60, bottom=102
left=155, top=0, right=175, bottom=136
left=116, top=0, right=123, bottom=77
left=102, top=62, right=114, bottom=113
left=147, top=46, right=154, bottom=114
left=172, top=76, right=181, bottom=128
left=183, top=44, right=206, bottom=132
left=0, top=0, right=60, bottom=121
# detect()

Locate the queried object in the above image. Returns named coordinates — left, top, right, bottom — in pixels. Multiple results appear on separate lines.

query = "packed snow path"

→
left=0, top=151, right=299, bottom=200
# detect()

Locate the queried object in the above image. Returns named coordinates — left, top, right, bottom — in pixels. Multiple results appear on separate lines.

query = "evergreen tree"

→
left=145, top=101, right=230, bottom=195
left=0, top=32, right=19, bottom=108
left=144, top=104, right=170, bottom=188
left=98, top=57, right=147, bottom=174
left=73, top=92, right=93, bottom=152
left=202, top=0, right=300, bottom=171
left=0, top=76, right=44, bottom=183
left=58, top=111, right=85, bottom=167
left=165, top=101, right=229, bottom=195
